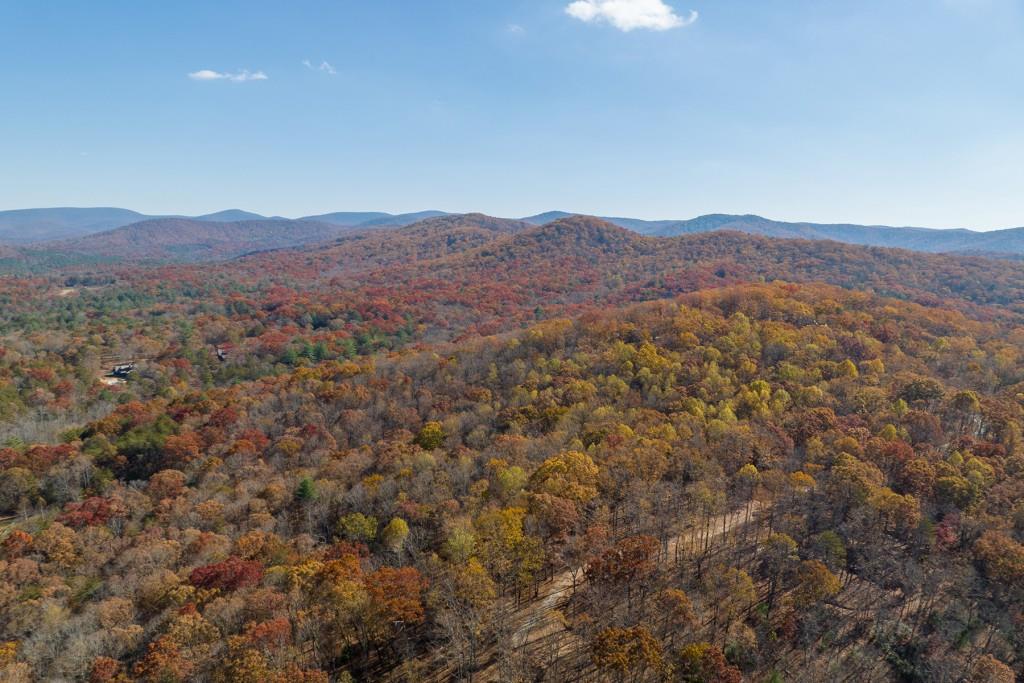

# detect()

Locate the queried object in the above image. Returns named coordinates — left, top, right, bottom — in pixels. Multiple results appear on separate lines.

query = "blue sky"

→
left=2, top=1, right=1023, bottom=229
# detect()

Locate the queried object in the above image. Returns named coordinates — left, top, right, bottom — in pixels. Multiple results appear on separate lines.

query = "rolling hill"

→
left=33, top=217, right=350, bottom=261
left=21, top=212, right=521, bottom=265
left=334, top=215, right=1024, bottom=318
left=193, top=209, right=270, bottom=222
left=303, top=209, right=449, bottom=227
left=0, top=207, right=152, bottom=243
left=521, top=212, right=1024, bottom=255
left=0, top=207, right=274, bottom=244
left=234, top=213, right=535, bottom=277
left=297, top=211, right=392, bottom=226
left=8, top=205, right=1024, bottom=260
left=5, top=212, right=1024, bottom=683
left=643, top=213, right=1024, bottom=254
left=520, top=210, right=680, bottom=234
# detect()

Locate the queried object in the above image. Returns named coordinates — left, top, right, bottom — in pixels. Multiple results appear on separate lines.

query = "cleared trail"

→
left=467, top=501, right=764, bottom=681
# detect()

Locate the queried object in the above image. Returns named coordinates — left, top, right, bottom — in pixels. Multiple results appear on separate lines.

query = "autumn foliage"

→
left=1, top=215, right=1023, bottom=680
left=189, top=557, right=264, bottom=592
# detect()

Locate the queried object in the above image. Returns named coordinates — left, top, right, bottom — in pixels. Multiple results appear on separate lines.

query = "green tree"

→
left=294, top=477, right=317, bottom=503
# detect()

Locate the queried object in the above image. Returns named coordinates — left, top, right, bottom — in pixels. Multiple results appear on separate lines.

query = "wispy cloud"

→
left=303, top=59, right=337, bottom=75
left=506, top=23, right=526, bottom=35
left=188, top=69, right=268, bottom=82
left=565, top=0, right=697, bottom=31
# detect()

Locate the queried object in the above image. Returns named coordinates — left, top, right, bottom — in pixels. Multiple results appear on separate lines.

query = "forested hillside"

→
left=8, top=207, right=1024, bottom=260
left=1, top=216, right=1023, bottom=682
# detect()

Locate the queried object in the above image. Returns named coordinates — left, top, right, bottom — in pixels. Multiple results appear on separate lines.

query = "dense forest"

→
left=2, top=215, right=1024, bottom=682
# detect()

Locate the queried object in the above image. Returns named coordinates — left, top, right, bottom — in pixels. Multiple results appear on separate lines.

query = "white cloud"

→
left=188, top=69, right=268, bottom=82
left=507, top=23, right=526, bottom=34
left=565, top=0, right=697, bottom=31
left=303, top=60, right=337, bottom=75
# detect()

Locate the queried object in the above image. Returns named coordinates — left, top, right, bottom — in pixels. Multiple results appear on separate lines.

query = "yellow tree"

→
left=591, top=626, right=663, bottom=683
left=474, top=507, right=543, bottom=601
left=528, top=450, right=600, bottom=505
left=793, top=560, right=841, bottom=608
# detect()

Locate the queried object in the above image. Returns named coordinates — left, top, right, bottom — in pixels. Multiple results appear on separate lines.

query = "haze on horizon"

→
left=2, top=0, right=1023, bottom=230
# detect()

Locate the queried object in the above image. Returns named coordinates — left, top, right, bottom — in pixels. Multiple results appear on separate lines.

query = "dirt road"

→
left=470, top=502, right=764, bottom=680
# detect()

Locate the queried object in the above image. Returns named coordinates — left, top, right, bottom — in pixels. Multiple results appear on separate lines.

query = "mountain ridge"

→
left=32, top=217, right=350, bottom=262
left=520, top=212, right=1024, bottom=255
left=0, top=207, right=152, bottom=243
left=6, top=206, right=1024, bottom=256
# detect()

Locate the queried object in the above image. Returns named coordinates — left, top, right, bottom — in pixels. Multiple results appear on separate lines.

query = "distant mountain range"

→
left=301, top=210, right=448, bottom=228
left=0, top=207, right=153, bottom=243
left=520, top=212, right=1024, bottom=256
left=0, top=207, right=450, bottom=244
left=0, top=207, right=285, bottom=244
left=517, top=211, right=1024, bottom=255
left=34, top=218, right=351, bottom=262
left=247, top=213, right=1024, bottom=314
left=3, top=206, right=1024, bottom=259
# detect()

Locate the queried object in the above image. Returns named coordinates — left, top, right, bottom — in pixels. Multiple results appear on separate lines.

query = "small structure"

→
left=108, top=362, right=136, bottom=378
left=216, top=347, right=228, bottom=362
